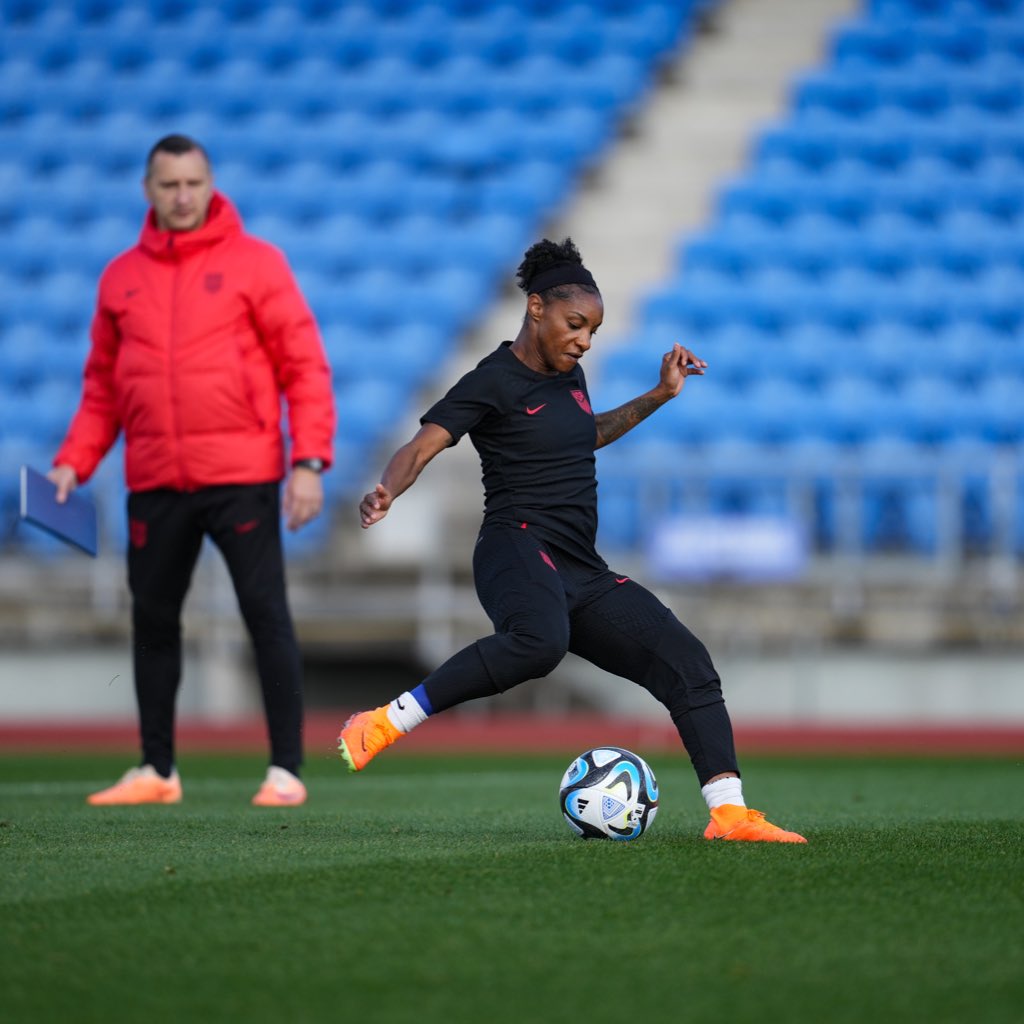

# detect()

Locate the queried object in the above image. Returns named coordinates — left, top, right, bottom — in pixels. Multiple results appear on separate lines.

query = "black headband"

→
left=526, top=262, right=598, bottom=295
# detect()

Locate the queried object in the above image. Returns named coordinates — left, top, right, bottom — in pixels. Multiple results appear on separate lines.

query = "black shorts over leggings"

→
left=421, top=522, right=739, bottom=784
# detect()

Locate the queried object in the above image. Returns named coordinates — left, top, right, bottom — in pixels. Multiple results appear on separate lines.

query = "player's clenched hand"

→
left=658, top=342, right=706, bottom=399
left=359, top=483, right=393, bottom=528
left=284, top=466, right=324, bottom=531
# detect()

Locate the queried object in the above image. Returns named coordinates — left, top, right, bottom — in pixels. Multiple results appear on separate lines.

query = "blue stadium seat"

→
left=596, top=437, right=692, bottom=548
left=3, top=268, right=95, bottom=334
left=0, top=383, right=44, bottom=444
left=469, top=159, right=573, bottom=219
left=967, top=325, right=1024, bottom=377
left=941, top=434, right=1000, bottom=552
left=528, top=105, right=613, bottom=168
left=1, top=323, right=88, bottom=386
left=5, top=215, right=62, bottom=277
left=857, top=320, right=936, bottom=384
left=745, top=378, right=831, bottom=445
left=431, top=212, right=526, bottom=276
left=377, top=5, right=461, bottom=66
left=446, top=8, right=528, bottom=69
left=694, top=324, right=774, bottom=387
left=857, top=435, right=940, bottom=553
left=832, top=18, right=916, bottom=67
left=703, top=437, right=792, bottom=518
left=20, top=378, right=79, bottom=446
left=303, top=268, right=392, bottom=332
left=795, top=70, right=882, bottom=118
left=334, top=375, right=409, bottom=446
left=796, top=67, right=1024, bottom=121
left=819, top=375, right=904, bottom=445
left=899, top=373, right=974, bottom=443
left=484, top=53, right=650, bottom=116
left=325, top=322, right=447, bottom=388
left=784, top=323, right=853, bottom=388
left=401, top=55, right=498, bottom=116
left=410, top=265, right=495, bottom=336
left=974, top=375, right=1024, bottom=443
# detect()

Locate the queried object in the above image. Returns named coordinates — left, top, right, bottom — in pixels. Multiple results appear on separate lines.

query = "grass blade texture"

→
left=1, top=753, right=1021, bottom=1024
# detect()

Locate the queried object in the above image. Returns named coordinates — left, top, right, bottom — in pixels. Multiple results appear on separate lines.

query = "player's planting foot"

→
left=87, top=765, right=182, bottom=806
left=251, top=766, right=307, bottom=807
left=337, top=706, right=403, bottom=772
left=703, top=804, right=806, bottom=843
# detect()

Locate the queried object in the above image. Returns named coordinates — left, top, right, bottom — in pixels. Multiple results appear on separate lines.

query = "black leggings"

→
left=127, top=484, right=302, bottom=776
left=421, top=523, right=739, bottom=785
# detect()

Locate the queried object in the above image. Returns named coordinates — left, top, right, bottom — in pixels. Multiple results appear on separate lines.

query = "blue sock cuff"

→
left=411, top=683, right=433, bottom=716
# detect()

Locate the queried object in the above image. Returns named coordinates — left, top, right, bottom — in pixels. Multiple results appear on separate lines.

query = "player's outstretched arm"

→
left=359, top=422, right=454, bottom=528
left=593, top=343, right=706, bottom=449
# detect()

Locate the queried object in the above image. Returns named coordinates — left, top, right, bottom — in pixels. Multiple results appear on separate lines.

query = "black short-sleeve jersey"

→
left=422, top=341, right=606, bottom=569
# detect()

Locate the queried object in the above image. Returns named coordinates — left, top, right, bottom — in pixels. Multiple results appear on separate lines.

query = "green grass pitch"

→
left=1, top=752, right=1021, bottom=1024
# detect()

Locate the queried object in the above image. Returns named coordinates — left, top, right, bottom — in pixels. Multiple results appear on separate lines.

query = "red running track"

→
left=1, top=713, right=1022, bottom=756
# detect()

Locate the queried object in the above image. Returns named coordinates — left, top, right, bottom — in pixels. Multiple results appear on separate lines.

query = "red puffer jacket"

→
left=55, top=193, right=335, bottom=492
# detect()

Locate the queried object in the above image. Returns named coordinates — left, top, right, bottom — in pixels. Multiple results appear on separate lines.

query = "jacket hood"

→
left=138, top=191, right=243, bottom=260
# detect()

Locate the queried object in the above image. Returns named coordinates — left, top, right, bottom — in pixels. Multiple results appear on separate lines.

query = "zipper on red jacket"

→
left=168, top=244, right=190, bottom=491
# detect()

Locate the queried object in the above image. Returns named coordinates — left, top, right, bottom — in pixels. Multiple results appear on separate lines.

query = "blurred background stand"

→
left=0, top=0, right=1021, bottom=748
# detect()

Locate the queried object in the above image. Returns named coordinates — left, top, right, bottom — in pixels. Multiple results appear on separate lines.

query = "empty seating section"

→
left=597, top=0, right=1024, bottom=559
left=0, top=0, right=702, bottom=556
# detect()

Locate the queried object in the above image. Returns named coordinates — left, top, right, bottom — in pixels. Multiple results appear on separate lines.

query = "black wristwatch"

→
left=293, top=458, right=325, bottom=474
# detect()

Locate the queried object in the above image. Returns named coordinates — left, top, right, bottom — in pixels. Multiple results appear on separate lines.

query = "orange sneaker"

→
left=337, top=706, right=403, bottom=772
left=251, top=766, right=307, bottom=807
left=703, top=804, right=807, bottom=843
left=87, top=765, right=182, bottom=806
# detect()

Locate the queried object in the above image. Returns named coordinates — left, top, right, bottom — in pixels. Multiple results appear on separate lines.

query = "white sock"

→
left=386, top=691, right=429, bottom=733
left=701, top=776, right=746, bottom=811
left=267, top=766, right=301, bottom=787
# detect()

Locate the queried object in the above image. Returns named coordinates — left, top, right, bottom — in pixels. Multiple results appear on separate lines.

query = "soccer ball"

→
left=558, top=746, right=659, bottom=840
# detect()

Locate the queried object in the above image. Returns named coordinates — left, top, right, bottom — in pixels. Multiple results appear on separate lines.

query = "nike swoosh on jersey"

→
left=525, top=404, right=547, bottom=415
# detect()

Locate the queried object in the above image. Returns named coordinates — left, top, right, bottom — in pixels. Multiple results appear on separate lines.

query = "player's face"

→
left=533, top=289, right=604, bottom=374
left=144, top=149, right=213, bottom=232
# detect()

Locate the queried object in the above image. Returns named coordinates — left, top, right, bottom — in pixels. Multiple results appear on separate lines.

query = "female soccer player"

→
left=340, top=238, right=805, bottom=843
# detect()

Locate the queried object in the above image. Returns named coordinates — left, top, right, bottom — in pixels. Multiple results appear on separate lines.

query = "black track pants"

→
left=421, top=523, right=739, bottom=785
left=126, top=484, right=303, bottom=776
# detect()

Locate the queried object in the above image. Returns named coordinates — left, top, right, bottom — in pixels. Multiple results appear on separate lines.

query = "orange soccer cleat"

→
left=251, top=766, right=308, bottom=807
left=703, top=804, right=807, bottom=843
left=337, top=706, right=403, bottom=772
left=87, top=765, right=182, bottom=806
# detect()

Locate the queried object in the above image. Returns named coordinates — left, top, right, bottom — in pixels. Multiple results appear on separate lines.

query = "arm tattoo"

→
left=594, top=394, right=664, bottom=449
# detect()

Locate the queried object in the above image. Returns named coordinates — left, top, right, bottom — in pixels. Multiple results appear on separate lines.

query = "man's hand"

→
left=47, top=465, right=79, bottom=504
left=359, top=483, right=393, bottom=529
left=283, top=466, right=324, bottom=531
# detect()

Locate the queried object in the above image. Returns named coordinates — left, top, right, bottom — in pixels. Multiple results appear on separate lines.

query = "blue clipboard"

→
left=19, top=465, right=98, bottom=556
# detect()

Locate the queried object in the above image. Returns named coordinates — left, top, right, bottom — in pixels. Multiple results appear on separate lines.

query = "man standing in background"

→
left=49, top=134, right=335, bottom=807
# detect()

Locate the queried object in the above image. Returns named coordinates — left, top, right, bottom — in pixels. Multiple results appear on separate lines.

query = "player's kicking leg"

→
left=337, top=706, right=406, bottom=771
left=338, top=687, right=433, bottom=772
left=569, top=580, right=807, bottom=843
